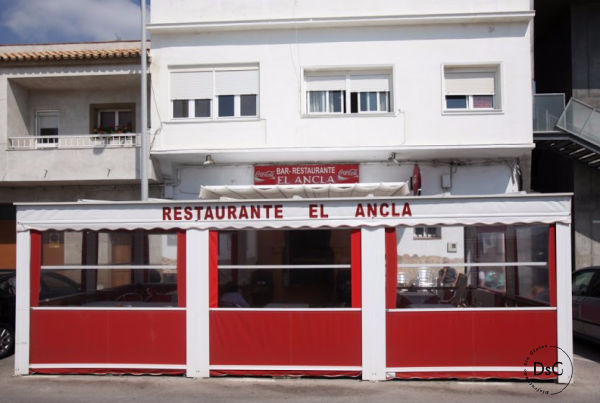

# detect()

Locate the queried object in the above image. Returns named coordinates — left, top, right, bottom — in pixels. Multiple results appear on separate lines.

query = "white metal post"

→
left=361, top=227, right=387, bottom=381
left=186, top=229, right=210, bottom=378
left=140, top=0, right=148, bottom=201
left=555, top=223, right=573, bottom=384
left=14, top=230, right=30, bottom=376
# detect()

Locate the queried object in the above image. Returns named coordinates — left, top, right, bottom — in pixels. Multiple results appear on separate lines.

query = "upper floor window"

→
left=170, top=67, right=259, bottom=120
left=443, top=66, right=499, bottom=112
left=304, top=70, right=392, bottom=115
left=90, top=103, right=135, bottom=134
left=36, top=110, right=59, bottom=145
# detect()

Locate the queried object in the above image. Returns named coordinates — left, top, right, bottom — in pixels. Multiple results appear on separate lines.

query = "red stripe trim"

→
left=351, top=229, right=361, bottom=308
left=210, top=370, right=360, bottom=377
left=30, top=368, right=185, bottom=375
left=30, top=231, right=42, bottom=307
left=548, top=224, right=557, bottom=307
left=390, top=371, right=556, bottom=380
left=177, top=230, right=186, bottom=308
left=385, top=228, right=397, bottom=309
left=209, top=231, right=219, bottom=308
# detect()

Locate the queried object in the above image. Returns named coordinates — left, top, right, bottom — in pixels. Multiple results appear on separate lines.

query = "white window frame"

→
left=169, top=66, right=259, bottom=121
left=442, top=64, right=502, bottom=113
left=35, top=110, right=60, bottom=148
left=303, top=69, right=393, bottom=116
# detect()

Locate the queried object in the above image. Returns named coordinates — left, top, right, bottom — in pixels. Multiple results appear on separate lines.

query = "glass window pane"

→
left=368, top=92, right=377, bottom=111
left=329, top=91, right=343, bottom=113
left=445, top=95, right=467, bottom=109
left=217, top=229, right=351, bottom=308
left=218, top=268, right=350, bottom=308
left=395, top=225, right=550, bottom=309
left=308, top=91, right=326, bottom=113
left=360, top=92, right=368, bottom=111
left=99, top=111, right=116, bottom=128
left=350, top=92, right=358, bottom=113
left=42, top=231, right=83, bottom=266
left=218, top=95, right=235, bottom=117
left=194, top=99, right=211, bottom=117
left=39, top=268, right=177, bottom=307
left=117, top=111, right=133, bottom=129
left=148, top=233, right=178, bottom=266
left=473, top=95, right=494, bottom=109
left=172, top=100, right=189, bottom=118
left=240, top=94, right=257, bottom=116
left=98, top=232, right=134, bottom=265
left=379, top=92, right=388, bottom=112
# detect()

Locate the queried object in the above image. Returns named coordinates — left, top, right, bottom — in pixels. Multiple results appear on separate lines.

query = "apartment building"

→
left=11, top=0, right=573, bottom=383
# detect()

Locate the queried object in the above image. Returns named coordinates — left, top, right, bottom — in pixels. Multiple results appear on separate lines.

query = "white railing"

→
left=7, top=134, right=140, bottom=150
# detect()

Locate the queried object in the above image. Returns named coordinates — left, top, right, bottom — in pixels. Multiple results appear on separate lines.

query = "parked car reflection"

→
left=0, top=270, right=82, bottom=358
left=573, top=266, right=600, bottom=343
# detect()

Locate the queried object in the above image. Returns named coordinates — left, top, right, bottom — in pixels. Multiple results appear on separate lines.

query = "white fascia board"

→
left=150, top=144, right=536, bottom=165
left=147, top=11, right=535, bottom=34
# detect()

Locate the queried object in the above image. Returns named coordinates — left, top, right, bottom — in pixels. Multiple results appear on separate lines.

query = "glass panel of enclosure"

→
left=39, top=230, right=178, bottom=307
left=394, top=225, right=550, bottom=308
left=217, top=229, right=352, bottom=308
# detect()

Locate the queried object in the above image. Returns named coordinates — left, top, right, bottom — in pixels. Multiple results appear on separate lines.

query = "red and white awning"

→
left=16, top=193, right=571, bottom=232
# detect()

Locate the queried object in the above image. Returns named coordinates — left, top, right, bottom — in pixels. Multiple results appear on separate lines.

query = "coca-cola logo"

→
left=337, top=169, right=358, bottom=181
left=255, top=170, right=275, bottom=180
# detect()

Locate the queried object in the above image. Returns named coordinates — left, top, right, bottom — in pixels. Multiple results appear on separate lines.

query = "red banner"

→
left=254, top=164, right=359, bottom=185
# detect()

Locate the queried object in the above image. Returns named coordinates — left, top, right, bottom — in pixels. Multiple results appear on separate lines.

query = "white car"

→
left=573, top=267, right=600, bottom=343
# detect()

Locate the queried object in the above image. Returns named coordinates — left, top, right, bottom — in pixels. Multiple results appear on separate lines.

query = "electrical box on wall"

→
left=447, top=242, right=457, bottom=253
left=441, top=174, right=452, bottom=190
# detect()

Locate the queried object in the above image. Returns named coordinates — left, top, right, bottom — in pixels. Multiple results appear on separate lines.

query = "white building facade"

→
left=9, top=0, right=574, bottom=384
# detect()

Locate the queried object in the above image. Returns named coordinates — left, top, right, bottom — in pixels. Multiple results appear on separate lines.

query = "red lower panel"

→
left=210, top=310, right=361, bottom=366
left=30, top=310, right=186, bottom=364
left=211, top=370, right=361, bottom=377
left=391, top=371, right=554, bottom=380
left=387, top=310, right=557, bottom=367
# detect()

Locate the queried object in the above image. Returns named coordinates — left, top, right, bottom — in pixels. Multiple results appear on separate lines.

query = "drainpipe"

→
left=140, top=0, right=149, bottom=201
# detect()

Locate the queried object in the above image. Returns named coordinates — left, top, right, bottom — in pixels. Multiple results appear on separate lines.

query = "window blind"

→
left=215, top=69, right=259, bottom=95
left=349, top=74, right=390, bottom=92
left=170, top=71, right=213, bottom=99
left=305, top=75, right=346, bottom=91
left=444, top=71, right=496, bottom=95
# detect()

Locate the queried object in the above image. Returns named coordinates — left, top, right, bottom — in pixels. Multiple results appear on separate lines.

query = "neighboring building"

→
left=0, top=40, right=159, bottom=271
left=9, top=0, right=574, bottom=384
left=532, top=0, right=600, bottom=271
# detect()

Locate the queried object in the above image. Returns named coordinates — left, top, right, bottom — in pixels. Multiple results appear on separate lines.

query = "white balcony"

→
left=7, top=134, right=140, bottom=150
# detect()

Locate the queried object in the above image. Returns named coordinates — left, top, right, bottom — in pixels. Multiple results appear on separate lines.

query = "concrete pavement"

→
left=0, top=338, right=598, bottom=403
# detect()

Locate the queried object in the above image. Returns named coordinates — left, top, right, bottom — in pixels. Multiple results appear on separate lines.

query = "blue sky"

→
left=0, top=0, right=149, bottom=45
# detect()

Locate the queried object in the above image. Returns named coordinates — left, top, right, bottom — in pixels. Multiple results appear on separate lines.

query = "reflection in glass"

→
left=217, top=229, right=351, bottom=308
left=395, top=225, right=551, bottom=309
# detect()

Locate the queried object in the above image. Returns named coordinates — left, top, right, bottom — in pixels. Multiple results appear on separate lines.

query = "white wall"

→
left=150, top=21, right=533, bottom=156
left=171, top=161, right=518, bottom=199
left=151, top=0, right=531, bottom=24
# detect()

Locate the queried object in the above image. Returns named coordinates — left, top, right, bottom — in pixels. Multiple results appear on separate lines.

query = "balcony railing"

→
left=7, top=134, right=140, bottom=150
left=533, top=93, right=565, bottom=132
left=556, top=98, right=600, bottom=150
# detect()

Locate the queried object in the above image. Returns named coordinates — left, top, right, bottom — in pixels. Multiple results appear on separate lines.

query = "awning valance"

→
left=199, top=182, right=410, bottom=200
left=16, top=194, right=572, bottom=232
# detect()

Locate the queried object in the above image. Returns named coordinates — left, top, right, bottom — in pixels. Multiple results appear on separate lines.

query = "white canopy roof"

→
left=199, top=182, right=410, bottom=200
left=16, top=194, right=572, bottom=232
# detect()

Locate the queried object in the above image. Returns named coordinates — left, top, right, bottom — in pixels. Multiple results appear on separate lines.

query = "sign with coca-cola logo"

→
left=254, top=164, right=359, bottom=185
